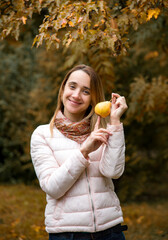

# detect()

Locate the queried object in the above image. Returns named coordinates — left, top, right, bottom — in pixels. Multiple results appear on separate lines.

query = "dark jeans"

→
left=49, top=224, right=127, bottom=240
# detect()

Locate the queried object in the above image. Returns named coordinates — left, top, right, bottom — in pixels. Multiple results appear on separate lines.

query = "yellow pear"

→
left=94, top=101, right=111, bottom=118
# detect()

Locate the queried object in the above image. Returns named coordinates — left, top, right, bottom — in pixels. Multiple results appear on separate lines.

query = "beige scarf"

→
left=54, top=111, right=91, bottom=144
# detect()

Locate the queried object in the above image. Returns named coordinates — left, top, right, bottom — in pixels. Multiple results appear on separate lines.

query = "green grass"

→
left=0, top=184, right=167, bottom=240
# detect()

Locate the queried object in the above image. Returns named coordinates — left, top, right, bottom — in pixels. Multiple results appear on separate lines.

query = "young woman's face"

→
left=62, top=70, right=91, bottom=122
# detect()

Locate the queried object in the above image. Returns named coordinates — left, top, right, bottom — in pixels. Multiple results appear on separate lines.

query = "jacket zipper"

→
left=85, top=169, right=97, bottom=232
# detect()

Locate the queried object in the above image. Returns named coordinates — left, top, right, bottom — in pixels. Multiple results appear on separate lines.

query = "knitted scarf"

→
left=54, top=111, right=91, bottom=144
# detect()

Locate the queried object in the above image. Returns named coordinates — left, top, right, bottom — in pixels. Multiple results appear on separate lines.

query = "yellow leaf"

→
left=50, top=33, right=60, bottom=43
left=69, top=21, right=74, bottom=27
left=32, top=224, right=41, bottom=233
left=11, top=218, right=20, bottom=227
left=131, top=9, right=138, bottom=16
left=147, top=8, right=160, bottom=21
left=19, top=235, right=26, bottom=240
left=110, top=18, right=118, bottom=30
left=144, top=51, right=159, bottom=60
left=22, top=16, right=27, bottom=24
left=136, top=215, right=144, bottom=224
left=78, top=17, right=83, bottom=23
left=66, top=38, right=72, bottom=47
left=61, top=19, right=67, bottom=27
left=101, top=19, right=105, bottom=24
left=88, top=30, right=97, bottom=35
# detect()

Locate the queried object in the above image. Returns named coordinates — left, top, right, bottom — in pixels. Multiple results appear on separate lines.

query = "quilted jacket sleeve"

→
left=30, top=125, right=89, bottom=199
left=99, top=123, right=125, bottom=179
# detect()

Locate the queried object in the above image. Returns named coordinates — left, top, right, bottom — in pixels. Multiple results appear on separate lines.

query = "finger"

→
left=93, top=132, right=111, bottom=139
left=111, top=93, right=121, bottom=109
left=112, top=95, right=116, bottom=104
left=96, top=128, right=112, bottom=135
left=93, top=131, right=112, bottom=143
left=116, top=96, right=126, bottom=106
left=116, top=97, right=121, bottom=106
left=111, top=95, right=118, bottom=110
left=94, top=115, right=101, bottom=131
left=112, top=93, right=121, bottom=100
left=93, top=135, right=108, bottom=145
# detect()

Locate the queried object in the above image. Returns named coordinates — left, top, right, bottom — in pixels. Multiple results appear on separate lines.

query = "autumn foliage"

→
left=1, top=1, right=168, bottom=53
left=0, top=1, right=168, bottom=201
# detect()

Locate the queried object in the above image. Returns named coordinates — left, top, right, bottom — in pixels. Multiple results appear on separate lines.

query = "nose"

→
left=72, top=89, right=81, bottom=99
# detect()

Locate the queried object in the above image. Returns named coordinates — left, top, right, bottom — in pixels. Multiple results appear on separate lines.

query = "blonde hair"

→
left=50, top=64, right=107, bottom=135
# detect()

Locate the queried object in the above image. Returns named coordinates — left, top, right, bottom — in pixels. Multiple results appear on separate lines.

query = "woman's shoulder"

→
left=31, top=124, right=51, bottom=138
left=35, top=123, right=50, bottom=131
left=31, top=124, right=63, bottom=139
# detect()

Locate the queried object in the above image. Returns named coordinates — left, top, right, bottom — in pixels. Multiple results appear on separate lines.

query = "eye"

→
left=69, top=84, right=75, bottom=89
left=83, top=89, right=90, bottom=95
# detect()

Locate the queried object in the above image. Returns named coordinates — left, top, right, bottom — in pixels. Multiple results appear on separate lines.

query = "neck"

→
left=63, top=111, right=85, bottom=122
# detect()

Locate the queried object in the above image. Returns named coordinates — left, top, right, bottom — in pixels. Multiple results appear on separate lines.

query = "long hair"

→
left=50, top=64, right=107, bottom=135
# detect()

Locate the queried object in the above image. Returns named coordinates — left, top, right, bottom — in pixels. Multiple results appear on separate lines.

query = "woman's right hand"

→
left=80, top=116, right=112, bottom=159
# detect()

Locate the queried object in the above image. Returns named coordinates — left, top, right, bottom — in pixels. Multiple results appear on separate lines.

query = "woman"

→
left=30, top=64, right=128, bottom=240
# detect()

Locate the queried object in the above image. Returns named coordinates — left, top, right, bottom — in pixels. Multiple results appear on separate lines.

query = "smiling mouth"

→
left=69, top=99, right=81, bottom=105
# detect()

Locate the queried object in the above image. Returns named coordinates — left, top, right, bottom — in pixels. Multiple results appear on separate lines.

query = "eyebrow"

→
left=68, top=81, right=90, bottom=90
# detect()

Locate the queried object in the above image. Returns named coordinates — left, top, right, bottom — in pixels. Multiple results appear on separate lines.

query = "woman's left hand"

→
left=110, top=93, right=128, bottom=125
left=80, top=116, right=112, bottom=158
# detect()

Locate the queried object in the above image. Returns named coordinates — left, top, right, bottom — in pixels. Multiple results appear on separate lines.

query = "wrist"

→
left=110, top=118, right=121, bottom=125
left=80, top=148, right=89, bottom=159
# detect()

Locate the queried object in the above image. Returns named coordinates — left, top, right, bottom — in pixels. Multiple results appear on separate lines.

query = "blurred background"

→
left=0, top=1, right=168, bottom=239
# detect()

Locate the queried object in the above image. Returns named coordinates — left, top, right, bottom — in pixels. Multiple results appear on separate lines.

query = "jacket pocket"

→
left=53, top=199, right=64, bottom=220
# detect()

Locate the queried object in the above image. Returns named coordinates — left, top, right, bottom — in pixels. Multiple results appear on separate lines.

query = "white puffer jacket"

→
left=30, top=123, right=125, bottom=233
